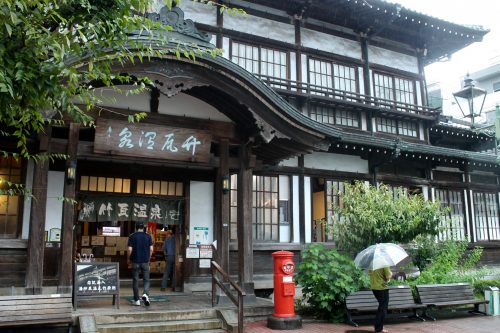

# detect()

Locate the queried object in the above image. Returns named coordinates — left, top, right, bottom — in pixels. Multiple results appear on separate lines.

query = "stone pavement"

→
left=245, top=316, right=500, bottom=333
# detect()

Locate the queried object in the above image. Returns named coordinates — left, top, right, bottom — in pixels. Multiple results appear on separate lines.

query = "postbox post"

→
left=267, top=251, right=302, bottom=330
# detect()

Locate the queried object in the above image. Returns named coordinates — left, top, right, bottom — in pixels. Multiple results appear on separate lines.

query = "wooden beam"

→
left=25, top=127, right=51, bottom=294
left=217, top=139, right=230, bottom=273
left=58, top=123, right=80, bottom=293
left=237, top=143, right=256, bottom=302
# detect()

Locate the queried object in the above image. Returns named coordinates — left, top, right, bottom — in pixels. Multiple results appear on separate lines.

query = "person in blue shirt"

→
left=161, top=229, right=176, bottom=291
left=127, top=223, right=153, bottom=306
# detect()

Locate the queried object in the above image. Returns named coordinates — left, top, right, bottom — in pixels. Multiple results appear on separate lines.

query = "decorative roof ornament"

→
left=146, top=5, right=213, bottom=47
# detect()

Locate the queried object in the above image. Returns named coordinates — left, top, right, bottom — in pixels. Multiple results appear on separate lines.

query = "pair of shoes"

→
left=160, top=288, right=165, bottom=292
left=142, top=293, right=150, bottom=306
left=132, top=300, right=141, bottom=306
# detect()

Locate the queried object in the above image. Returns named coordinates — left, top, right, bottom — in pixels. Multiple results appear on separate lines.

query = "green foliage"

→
left=0, top=1, right=228, bottom=158
left=409, top=240, right=485, bottom=286
left=332, top=181, right=447, bottom=254
left=296, top=244, right=368, bottom=322
left=473, top=280, right=500, bottom=296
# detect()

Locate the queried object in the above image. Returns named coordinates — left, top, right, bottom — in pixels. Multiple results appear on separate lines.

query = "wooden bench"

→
left=416, top=283, right=488, bottom=320
left=0, top=293, right=73, bottom=330
left=346, top=286, right=425, bottom=326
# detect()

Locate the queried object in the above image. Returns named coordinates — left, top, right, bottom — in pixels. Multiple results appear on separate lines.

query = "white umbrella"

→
left=354, top=243, right=409, bottom=270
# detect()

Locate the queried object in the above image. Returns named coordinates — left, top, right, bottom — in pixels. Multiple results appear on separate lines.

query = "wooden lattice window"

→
left=473, top=192, right=500, bottom=241
left=0, top=156, right=22, bottom=238
left=435, top=189, right=467, bottom=241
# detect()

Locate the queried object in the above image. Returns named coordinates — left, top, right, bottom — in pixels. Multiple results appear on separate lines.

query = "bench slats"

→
left=0, top=294, right=72, bottom=328
left=416, top=283, right=488, bottom=320
left=346, top=286, right=424, bottom=326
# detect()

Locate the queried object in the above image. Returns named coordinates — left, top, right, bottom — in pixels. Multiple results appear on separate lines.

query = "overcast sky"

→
left=391, top=0, right=500, bottom=83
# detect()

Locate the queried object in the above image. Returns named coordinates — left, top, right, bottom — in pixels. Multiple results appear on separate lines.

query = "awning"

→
left=78, top=195, right=183, bottom=224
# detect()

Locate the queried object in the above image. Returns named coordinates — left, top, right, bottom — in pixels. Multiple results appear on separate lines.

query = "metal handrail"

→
left=211, top=261, right=246, bottom=333
left=255, top=74, right=440, bottom=117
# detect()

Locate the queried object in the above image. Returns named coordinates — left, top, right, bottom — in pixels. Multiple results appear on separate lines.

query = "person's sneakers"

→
left=132, top=300, right=141, bottom=306
left=142, top=293, right=150, bottom=306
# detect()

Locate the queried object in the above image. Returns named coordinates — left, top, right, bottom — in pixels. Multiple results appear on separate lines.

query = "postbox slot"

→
left=283, top=282, right=295, bottom=296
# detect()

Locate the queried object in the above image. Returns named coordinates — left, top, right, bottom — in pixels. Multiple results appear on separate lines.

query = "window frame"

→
left=472, top=191, right=500, bottom=241
left=0, top=156, right=23, bottom=239
left=307, top=56, right=359, bottom=95
left=309, top=103, right=360, bottom=128
left=435, top=188, right=467, bottom=241
left=372, top=71, right=417, bottom=106
left=229, top=39, right=290, bottom=81
left=375, top=117, right=419, bottom=138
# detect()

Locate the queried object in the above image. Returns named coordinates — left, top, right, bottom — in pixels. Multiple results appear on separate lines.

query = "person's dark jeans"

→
left=161, top=255, right=175, bottom=289
left=372, top=289, right=389, bottom=332
left=132, top=262, right=150, bottom=301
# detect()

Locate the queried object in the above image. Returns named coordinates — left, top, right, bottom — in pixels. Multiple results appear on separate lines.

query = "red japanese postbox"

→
left=272, top=250, right=296, bottom=318
left=267, top=251, right=302, bottom=330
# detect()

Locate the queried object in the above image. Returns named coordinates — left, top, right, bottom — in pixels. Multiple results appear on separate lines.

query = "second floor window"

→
left=230, top=41, right=288, bottom=81
left=376, top=118, right=418, bottom=137
left=309, top=104, right=359, bottom=128
left=373, top=72, right=415, bottom=108
left=308, top=58, right=357, bottom=95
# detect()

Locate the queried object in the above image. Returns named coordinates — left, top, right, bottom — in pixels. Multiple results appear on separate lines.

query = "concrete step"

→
left=95, top=309, right=218, bottom=325
left=98, top=318, right=223, bottom=333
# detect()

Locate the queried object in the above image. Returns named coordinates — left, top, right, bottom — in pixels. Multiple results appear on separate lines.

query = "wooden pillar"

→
left=58, top=123, right=80, bottom=293
left=298, top=155, right=306, bottom=244
left=25, top=128, right=51, bottom=294
left=237, top=143, right=256, bottom=302
left=216, top=139, right=230, bottom=273
left=361, top=35, right=373, bottom=133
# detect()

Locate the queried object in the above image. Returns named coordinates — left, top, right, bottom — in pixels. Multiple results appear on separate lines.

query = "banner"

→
left=78, top=195, right=183, bottom=224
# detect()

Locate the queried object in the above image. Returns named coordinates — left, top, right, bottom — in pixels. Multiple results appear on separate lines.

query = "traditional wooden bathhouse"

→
left=1, top=0, right=498, bottom=298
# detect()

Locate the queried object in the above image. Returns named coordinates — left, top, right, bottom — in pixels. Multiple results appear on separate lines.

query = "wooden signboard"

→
left=94, top=118, right=212, bottom=163
left=73, top=262, right=120, bottom=309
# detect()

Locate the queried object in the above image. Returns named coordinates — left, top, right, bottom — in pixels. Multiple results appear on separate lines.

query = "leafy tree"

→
left=332, top=181, right=447, bottom=254
left=296, top=244, right=368, bottom=322
left=0, top=0, right=234, bottom=157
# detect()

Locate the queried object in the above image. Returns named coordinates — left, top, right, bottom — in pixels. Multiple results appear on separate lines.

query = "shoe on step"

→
left=142, top=293, right=150, bottom=306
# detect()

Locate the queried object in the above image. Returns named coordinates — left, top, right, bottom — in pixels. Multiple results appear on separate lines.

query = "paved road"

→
left=246, top=315, right=500, bottom=333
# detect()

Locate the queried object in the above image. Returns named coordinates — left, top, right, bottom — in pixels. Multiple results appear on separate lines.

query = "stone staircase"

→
left=89, top=309, right=226, bottom=333
left=78, top=299, right=274, bottom=333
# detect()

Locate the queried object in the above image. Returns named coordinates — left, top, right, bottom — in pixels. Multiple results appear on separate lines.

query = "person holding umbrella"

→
left=369, top=266, right=392, bottom=332
left=354, top=243, right=408, bottom=333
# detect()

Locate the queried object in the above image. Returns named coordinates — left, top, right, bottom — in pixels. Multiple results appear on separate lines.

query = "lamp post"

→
left=452, top=74, right=487, bottom=128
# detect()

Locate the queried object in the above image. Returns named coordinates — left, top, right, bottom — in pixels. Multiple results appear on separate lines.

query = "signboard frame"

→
left=73, top=262, right=120, bottom=310
left=94, top=118, right=212, bottom=163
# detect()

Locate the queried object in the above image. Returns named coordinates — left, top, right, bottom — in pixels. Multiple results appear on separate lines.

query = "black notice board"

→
left=73, top=262, right=120, bottom=309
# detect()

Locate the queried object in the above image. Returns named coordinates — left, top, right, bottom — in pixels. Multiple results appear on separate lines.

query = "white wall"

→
left=94, top=88, right=232, bottom=122
left=368, top=45, right=419, bottom=74
left=279, top=175, right=290, bottom=243
left=224, top=14, right=295, bottom=44
left=157, top=93, right=231, bottom=121
left=301, top=28, right=362, bottom=60
left=45, top=171, right=65, bottom=236
left=304, top=176, right=312, bottom=243
left=279, top=156, right=298, bottom=167
left=292, top=176, right=300, bottom=243
left=22, top=168, right=64, bottom=240
left=21, top=160, right=34, bottom=239
left=179, top=0, right=217, bottom=26
left=304, top=152, right=369, bottom=173
left=189, top=181, right=214, bottom=245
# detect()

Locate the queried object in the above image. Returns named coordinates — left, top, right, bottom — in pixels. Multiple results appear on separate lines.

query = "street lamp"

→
left=452, top=74, right=487, bottom=128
